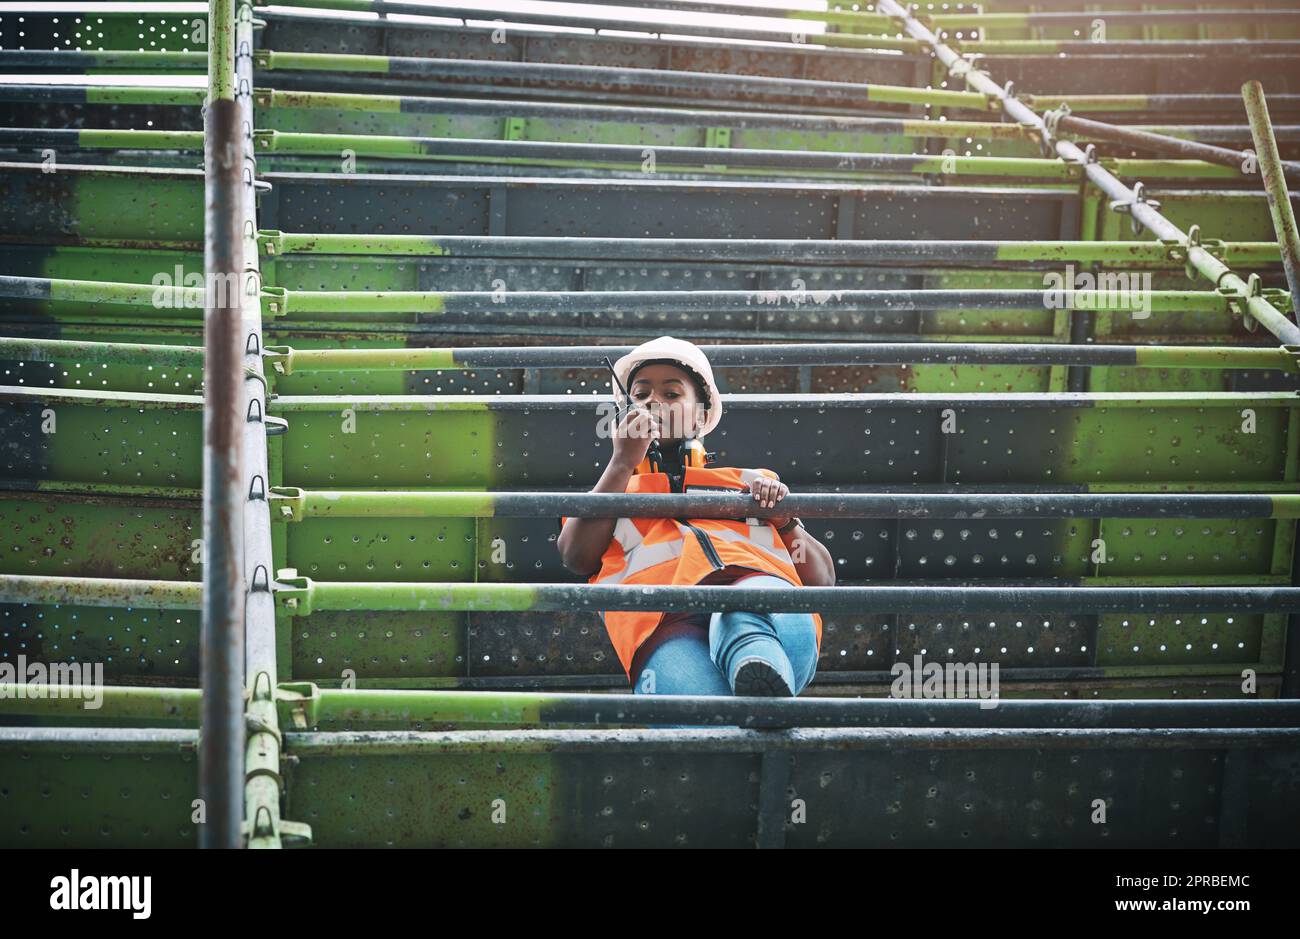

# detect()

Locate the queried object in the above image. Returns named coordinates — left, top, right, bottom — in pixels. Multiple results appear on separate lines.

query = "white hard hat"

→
left=612, top=336, right=723, bottom=438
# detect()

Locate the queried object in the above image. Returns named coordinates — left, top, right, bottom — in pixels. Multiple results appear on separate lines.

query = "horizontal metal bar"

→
left=308, top=666, right=1283, bottom=693
left=10, top=274, right=1270, bottom=317
left=0, top=574, right=202, bottom=609
left=0, top=50, right=207, bottom=72
left=259, top=232, right=1282, bottom=268
left=281, top=727, right=1300, bottom=755
left=272, top=578, right=1300, bottom=615
left=13, top=684, right=1296, bottom=730
left=252, top=85, right=1300, bottom=144
left=255, top=51, right=985, bottom=110
left=8, top=385, right=1294, bottom=411
left=304, top=687, right=1300, bottom=729
left=964, top=39, right=1300, bottom=55
left=250, top=131, right=1075, bottom=179
left=0, top=128, right=204, bottom=153
left=9, top=337, right=1284, bottom=374
left=934, top=8, right=1300, bottom=27
left=256, top=87, right=1022, bottom=138
left=265, top=341, right=1296, bottom=374
left=0, top=84, right=205, bottom=107
left=256, top=0, right=918, bottom=52
left=262, top=286, right=1263, bottom=317
left=1055, top=112, right=1300, bottom=185
left=0, top=727, right=197, bottom=752
left=264, top=0, right=900, bottom=31
left=0, top=686, right=200, bottom=723
left=269, top=390, right=1300, bottom=411
left=11, top=275, right=1274, bottom=318
left=1024, top=93, right=1300, bottom=114
left=0, top=337, right=206, bottom=368
left=267, top=489, right=1300, bottom=522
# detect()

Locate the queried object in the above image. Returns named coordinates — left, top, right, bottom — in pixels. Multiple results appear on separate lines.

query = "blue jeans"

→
left=632, top=581, right=819, bottom=699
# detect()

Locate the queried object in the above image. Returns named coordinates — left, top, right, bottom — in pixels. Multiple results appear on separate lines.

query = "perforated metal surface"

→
left=4, top=0, right=1300, bottom=850
left=260, top=174, right=1076, bottom=241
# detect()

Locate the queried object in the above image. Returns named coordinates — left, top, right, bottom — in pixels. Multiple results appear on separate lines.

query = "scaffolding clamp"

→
left=946, top=54, right=989, bottom=90
left=262, top=285, right=289, bottom=316
left=1217, top=272, right=1264, bottom=325
left=275, top=682, right=322, bottom=731
left=1161, top=225, right=1223, bottom=281
left=274, top=569, right=314, bottom=616
left=263, top=344, right=295, bottom=375
left=1043, top=103, right=1071, bottom=138
left=268, top=486, right=306, bottom=522
left=257, top=229, right=284, bottom=257
left=1109, top=181, right=1161, bottom=235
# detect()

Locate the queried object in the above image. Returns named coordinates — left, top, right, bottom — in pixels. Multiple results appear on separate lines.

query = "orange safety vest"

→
left=571, top=465, right=823, bottom=678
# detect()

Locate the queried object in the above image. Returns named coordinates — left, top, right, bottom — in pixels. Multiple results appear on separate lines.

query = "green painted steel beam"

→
left=253, top=50, right=986, bottom=110
left=0, top=129, right=205, bottom=152
left=257, top=231, right=1284, bottom=268
left=268, top=390, right=1296, bottom=489
left=249, top=86, right=1300, bottom=152
left=249, top=130, right=1080, bottom=179
left=0, top=337, right=204, bottom=368
left=3, top=127, right=1073, bottom=179
left=0, top=574, right=201, bottom=609
left=261, top=286, right=1289, bottom=318
left=0, top=84, right=206, bottom=107
left=8, top=337, right=1288, bottom=375
left=0, top=686, right=201, bottom=724
left=10, top=275, right=1282, bottom=318
left=0, top=50, right=208, bottom=73
left=262, top=342, right=1297, bottom=375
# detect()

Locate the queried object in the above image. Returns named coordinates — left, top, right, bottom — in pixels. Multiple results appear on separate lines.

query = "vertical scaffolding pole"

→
left=201, top=0, right=245, bottom=850
left=1244, top=81, right=1300, bottom=321
left=237, top=0, right=294, bottom=848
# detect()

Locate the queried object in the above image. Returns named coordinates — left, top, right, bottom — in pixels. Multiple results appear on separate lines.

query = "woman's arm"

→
left=557, top=407, right=659, bottom=575
left=750, top=475, right=837, bottom=587
left=779, top=523, right=837, bottom=587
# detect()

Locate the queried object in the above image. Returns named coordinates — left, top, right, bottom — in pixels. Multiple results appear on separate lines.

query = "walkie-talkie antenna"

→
left=603, top=356, right=631, bottom=419
left=603, top=356, right=661, bottom=470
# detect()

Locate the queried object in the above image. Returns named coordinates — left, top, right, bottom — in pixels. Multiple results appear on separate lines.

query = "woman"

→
left=558, top=336, right=836, bottom=697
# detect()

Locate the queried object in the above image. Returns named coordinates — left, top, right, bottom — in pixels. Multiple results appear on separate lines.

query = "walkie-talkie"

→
left=604, top=356, right=662, bottom=473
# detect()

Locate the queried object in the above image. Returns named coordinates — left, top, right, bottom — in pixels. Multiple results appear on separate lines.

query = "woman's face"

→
left=629, top=363, right=703, bottom=442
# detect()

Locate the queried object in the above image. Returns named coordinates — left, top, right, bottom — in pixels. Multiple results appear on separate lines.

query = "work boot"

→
left=731, top=656, right=794, bottom=697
